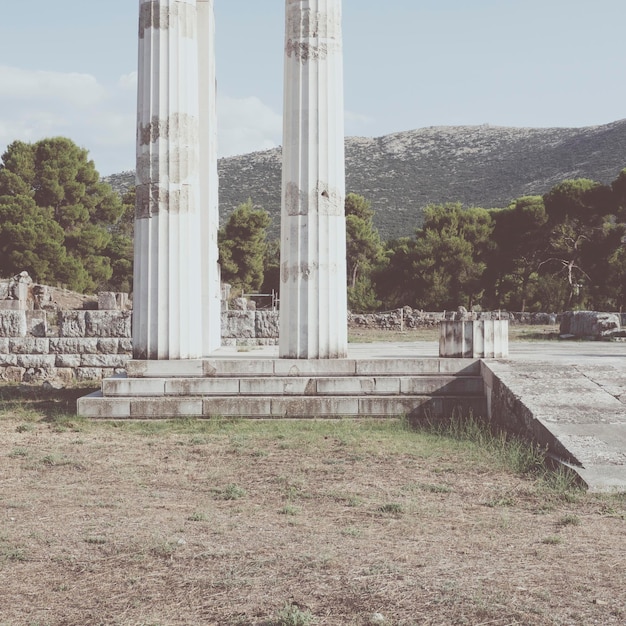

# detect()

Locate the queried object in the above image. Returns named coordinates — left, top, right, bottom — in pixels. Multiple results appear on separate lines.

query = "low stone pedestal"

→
left=440, top=320, right=509, bottom=358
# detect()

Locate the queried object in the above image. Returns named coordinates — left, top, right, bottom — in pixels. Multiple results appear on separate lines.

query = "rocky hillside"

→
left=105, top=119, right=626, bottom=241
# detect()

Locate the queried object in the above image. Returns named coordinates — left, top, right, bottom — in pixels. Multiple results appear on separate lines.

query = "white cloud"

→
left=0, top=65, right=106, bottom=108
left=0, top=65, right=283, bottom=175
left=218, top=95, right=282, bottom=157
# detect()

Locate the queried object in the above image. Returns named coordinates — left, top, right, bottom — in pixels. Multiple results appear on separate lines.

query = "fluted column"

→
left=133, top=0, right=220, bottom=360
left=279, top=0, right=348, bottom=359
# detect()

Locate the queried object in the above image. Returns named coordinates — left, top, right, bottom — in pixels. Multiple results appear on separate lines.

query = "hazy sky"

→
left=0, top=0, right=624, bottom=175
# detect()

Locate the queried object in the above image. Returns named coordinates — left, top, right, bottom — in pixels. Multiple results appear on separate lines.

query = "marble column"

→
left=133, top=0, right=220, bottom=360
left=279, top=0, right=348, bottom=359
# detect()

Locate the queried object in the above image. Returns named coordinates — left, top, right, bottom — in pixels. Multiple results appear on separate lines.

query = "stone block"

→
left=203, top=359, right=275, bottom=377
left=240, top=377, right=313, bottom=395
left=55, top=354, right=82, bottom=368
left=50, top=338, right=99, bottom=354
left=9, top=338, right=50, bottom=354
left=255, top=311, right=279, bottom=338
left=274, top=360, right=357, bottom=376
left=0, top=311, right=27, bottom=337
left=131, top=398, right=203, bottom=418
left=97, top=339, right=120, bottom=354
left=81, top=354, right=128, bottom=368
left=0, top=354, right=18, bottom=366
left=560, top=311, right=621, bottom=339
left=85, top=311, right=132, bottom=338
left=59, top=311, right=87, bottom=337
left=203, top=397, right=272, bottom=417
left=127, top=360, right=205, bottom=378
left=439, top=320, right=509, bottom=358
left=103, top=378, right=166, bottom=397
left=0, top=338, right=8, bottom=353
left=76, top=368, right=103, bottom=381
left=356, top=359, right=440, bottom=376
left=26, top=311, right=47, bottom=337
left=272, top=397, right=360, bottom=417
left=222, top=311, right=256, bottom=338
left=16, top=355, right=56, bottom=369
left=317, top=377, right=401, bottom=395
left=166, top=378, right=240, bottom=395
left=119, top=338, right=133, bottom=353
left=53, top=368, right=76, bottom=386
left=78, top=393, right=131, bottom=418
left=1, top=366, right=25, bottom=383
left=98, top=292, right=118, bottom=310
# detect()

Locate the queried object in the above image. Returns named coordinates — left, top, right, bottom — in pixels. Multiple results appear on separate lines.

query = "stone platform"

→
left=78, top=347, right=486, bottom=420
left=77, top=341, right=626, bottom=493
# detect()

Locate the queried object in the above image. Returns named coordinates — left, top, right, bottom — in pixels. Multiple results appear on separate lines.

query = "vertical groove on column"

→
left=280, top=0, right=347, bottom=359
left=133, top=0, right=220, bottom=360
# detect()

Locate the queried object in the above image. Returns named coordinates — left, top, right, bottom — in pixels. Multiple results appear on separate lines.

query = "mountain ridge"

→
left=105, top=119, right=626, bottom=240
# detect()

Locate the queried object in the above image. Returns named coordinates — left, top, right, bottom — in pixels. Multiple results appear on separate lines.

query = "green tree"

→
left=541, top=179, right=615, bottom=309
left=0, top=137, right=124, bottom=292
left=411, top=204, right=493, bottom=310
left=218, top=200, right=271, bottom=293
left=487, top=196, right=549, bottom=311
left=345, top=193, right=385, bottom=311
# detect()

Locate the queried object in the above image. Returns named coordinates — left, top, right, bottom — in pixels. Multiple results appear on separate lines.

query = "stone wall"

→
left=1, top=306, right=622, bottom=383
left=0, top=309, right=279, bottom=383
left=348, top=308, right=558, bottom=330
left=0, top=310, right=132, bottom=384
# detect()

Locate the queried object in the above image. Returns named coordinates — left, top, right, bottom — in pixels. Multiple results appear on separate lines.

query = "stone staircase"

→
left=78, top=357, right=486, bottom=420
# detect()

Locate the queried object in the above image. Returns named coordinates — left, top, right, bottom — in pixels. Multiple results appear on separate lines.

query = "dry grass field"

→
left=0, top=385, right=624, bottom=626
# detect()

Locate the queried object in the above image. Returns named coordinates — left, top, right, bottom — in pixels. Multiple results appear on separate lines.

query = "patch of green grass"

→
left=377, top=503, right=404, bottom=517
left=270, top=603, right=315, bottom=626
left=214, top=484, right=247, bottom=501
left=483, top=494, right=517, bottom=508
left=8, top=447, right=29, bottom=458
left=279, top=505, right=299, bottom=516
left=542, top=535, right=563, bottom=545
left=84, top=536, right=107, bottom=545
left=558, top=513, right=581, bottom=527
left=187, top=511, right=208, bottom=522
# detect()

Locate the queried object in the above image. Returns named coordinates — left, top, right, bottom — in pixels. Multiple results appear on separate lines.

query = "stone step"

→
left=78, top=392, right=487, bottom=420
left=102, top=375, right=484, bottom=398
left=125, top=357, right=481, bottom=379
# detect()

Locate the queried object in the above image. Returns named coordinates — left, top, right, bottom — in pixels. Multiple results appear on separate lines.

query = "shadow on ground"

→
left=0, top=384, right=98, bottom=418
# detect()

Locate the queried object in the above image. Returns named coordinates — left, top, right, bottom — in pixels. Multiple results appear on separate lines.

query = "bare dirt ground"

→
left=0, top=390, right=624, bottom=626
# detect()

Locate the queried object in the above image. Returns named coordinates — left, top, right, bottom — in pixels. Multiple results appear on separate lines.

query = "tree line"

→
left=1, top=137, right=624, bottom=313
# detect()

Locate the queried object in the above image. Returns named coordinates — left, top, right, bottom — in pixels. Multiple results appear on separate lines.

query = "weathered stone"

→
left=77, top=368, right=103, bottom=381
left=81, top=354, right=129, bottom=368
left=9, top=338, right=50, bottom=354
left=560, top=311, right=621, bottom=339
left=26, top=311, right=48, bottom=337
left=16, top=355, right=56, bottom=369
left=50, top=338, right=99, bottom=354
left=55, top=354, right=82, bottom=369
left=59, top=311, right=87, bottom=337
left=98, top=292, right=118, bottom=310
left=1, top=366, right=25, bottom=383
left=0, top=338, right=8, bottom=353
left=222, top=311, right=255, bottom=338
left=86, top=311, right=132, bottom=338
left=255, top=311, right=279, bottom=338
left=0, top=311, right=27, bottom=337
left=119, top=338, right=134, bottom=353
left=0, top=354, right=18, bottom=367
left=97, top=339, right=121, bottom=354
left=52, top=368, right=75, bottom=386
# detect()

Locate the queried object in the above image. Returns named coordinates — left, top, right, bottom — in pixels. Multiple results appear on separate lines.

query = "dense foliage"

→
left=0, top=138, right=131, bottom=293
left=2, top=135, right=624, bottom=312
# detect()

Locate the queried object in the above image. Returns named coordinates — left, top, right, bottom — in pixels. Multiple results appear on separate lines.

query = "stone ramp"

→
left=78, top=357, right=486, bottom=420
left=483, top=359, right=626, bottom=493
